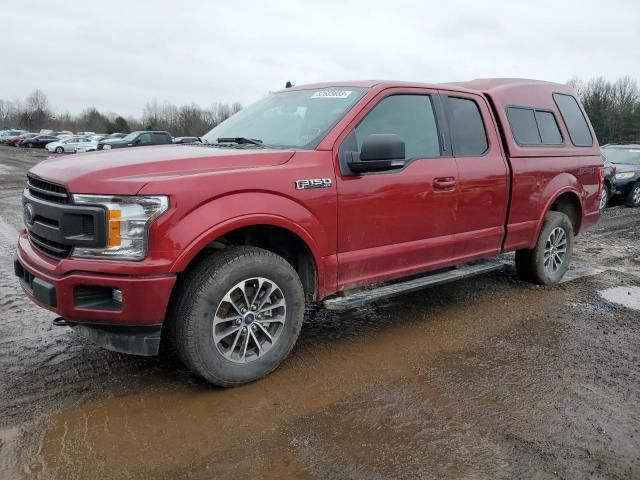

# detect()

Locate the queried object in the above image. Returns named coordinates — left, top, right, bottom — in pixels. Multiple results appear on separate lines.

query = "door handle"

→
left=433, top=177, right=457, bottom=190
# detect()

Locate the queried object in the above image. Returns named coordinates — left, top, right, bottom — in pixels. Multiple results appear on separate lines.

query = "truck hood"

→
left=29, top=145, right=296, bottom=195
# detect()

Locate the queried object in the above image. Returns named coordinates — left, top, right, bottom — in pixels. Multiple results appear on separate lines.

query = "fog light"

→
left=112, top=289, right=123, bottom=305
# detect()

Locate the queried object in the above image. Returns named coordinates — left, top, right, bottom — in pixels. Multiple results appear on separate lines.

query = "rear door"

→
left=440, top=92, right=509, bottom=259
left=334, top=88, right=461, bottom=290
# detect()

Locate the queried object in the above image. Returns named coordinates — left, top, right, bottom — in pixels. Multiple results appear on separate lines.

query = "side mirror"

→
left=347, top=134, right=406, bottom=174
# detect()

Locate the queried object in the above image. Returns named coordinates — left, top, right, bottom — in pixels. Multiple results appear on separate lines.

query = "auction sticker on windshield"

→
left=311, top=90, right=352, bottom=99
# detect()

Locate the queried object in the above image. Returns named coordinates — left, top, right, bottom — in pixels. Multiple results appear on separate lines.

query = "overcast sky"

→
left=1, top=0, right=638, bottom=117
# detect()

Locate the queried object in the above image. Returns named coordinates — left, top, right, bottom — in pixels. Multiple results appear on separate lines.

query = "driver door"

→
left=334, top=89, right=460, bottom=290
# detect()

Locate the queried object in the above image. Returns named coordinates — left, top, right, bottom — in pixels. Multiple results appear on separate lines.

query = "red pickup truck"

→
left=15, top=79, right=603, bottom=386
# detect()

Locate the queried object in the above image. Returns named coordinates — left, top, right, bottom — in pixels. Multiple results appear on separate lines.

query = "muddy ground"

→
left=0, top=145, right=639, bottom=480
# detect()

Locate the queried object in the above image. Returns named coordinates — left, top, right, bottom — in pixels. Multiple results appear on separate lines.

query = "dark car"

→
left=601, top=144, right=640, bottom=207
left=600, top=152, right=617, bottom=209
left=17, top=134, right=60, bottom=149
left=173, top=136, right=201, bottom=144
left=97, top=131, right=172, bottom=150
left=6, top=132, right=36, bottom=147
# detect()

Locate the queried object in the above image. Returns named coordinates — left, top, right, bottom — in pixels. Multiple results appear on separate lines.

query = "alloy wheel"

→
left=212, top=277, right=286, bottom=363
left=543, top=227, right=567, bottom=274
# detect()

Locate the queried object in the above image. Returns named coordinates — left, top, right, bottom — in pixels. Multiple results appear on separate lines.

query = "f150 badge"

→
left=295, top=178, right=333, bottom=190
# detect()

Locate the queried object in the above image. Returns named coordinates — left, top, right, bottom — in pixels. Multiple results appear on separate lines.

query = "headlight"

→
left=71, top=195, right=168, bottom=261
left=615, top=172, right=635, bottom=180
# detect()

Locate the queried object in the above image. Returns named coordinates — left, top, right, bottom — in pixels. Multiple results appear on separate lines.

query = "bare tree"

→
left=0, top=99, right=16, bottom=128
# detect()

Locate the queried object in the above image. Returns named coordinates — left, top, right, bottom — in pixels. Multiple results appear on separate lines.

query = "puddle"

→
left=599, top=286, right=640, bottom=310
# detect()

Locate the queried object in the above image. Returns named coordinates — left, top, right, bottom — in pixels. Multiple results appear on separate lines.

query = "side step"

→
left=323, top=260, right=508, bottom=311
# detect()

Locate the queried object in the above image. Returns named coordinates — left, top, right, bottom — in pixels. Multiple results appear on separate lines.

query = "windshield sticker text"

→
left=311, top=90, right=352, bottom=99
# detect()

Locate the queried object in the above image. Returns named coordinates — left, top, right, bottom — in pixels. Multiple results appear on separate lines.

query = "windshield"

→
left=121, top=132, right=141, bottom=142
left=603, top=147, right=640, bottom=165
left=202, top=87, right=368, bottom=149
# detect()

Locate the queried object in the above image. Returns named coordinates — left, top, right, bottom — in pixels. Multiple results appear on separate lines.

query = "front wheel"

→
left=26, top=142, right=34, bottom=148
left=515, top=211, right=574, bottom=285
left=168, top=246, right=305, bottom=386
left=625, top=183, right=640, bottom=207
left=55, top=146, right=64, bottom=154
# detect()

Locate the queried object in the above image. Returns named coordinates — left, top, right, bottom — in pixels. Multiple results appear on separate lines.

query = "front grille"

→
left=27, top=175, right=69, bottom=204
left=28, top=231, right=72, bottom=259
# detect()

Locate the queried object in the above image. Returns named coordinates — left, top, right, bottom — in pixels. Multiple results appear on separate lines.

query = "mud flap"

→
left=70, top=323, right=162, bottom=356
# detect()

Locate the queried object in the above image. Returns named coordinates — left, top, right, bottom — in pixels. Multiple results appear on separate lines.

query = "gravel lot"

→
left=0, top=145, right=639, bottom=480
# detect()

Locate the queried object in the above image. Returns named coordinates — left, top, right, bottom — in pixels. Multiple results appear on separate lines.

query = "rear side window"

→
left=445, top=97, right=488, bottom=156
left=152, top=133, right=169, bottom=144
left=552, top=93, right=593, bottom=147
left=354, top=95, right=440, bottom=159
left=507, top=107, right=563, bottom=146
left=535, top=111, right=563, bottom=145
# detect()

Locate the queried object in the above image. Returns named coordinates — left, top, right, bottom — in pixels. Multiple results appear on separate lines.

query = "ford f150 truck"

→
left=15, top=79, right=603, bottom=386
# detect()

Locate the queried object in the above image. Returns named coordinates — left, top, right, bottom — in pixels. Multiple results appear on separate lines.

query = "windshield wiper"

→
left=217, top=137, right=264, bottom=146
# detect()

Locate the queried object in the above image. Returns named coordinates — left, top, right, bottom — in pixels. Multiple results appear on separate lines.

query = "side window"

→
left=446, top=97, right=488, bottom=156
left=138, top=133, right=152, bottom=144
left=353, top=95, right=440, bottom=159
left=552, top=93, right=593, bottom=147
left=535, top=111, right=562, bottom=145
left=507, top=107, right=563, bottom=146
left=507, top=107, right=541, bottom=145
left=152, top=133, right=169, bottom=144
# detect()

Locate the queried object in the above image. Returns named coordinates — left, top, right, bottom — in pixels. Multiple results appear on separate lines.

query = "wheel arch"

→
left=171, top=216, right=323, bottom=301
left=541, top=188, right=583, bottom=235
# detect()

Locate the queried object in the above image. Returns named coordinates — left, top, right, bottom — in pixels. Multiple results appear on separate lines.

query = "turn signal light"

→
left=108, top=209, right=122, bottom=247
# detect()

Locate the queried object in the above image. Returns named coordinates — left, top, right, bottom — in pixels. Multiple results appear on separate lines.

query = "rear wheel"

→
left=625, top=183, right=640, bottom=207
left=515, top=211, right=574, bottom=285
left=168, top=246, right=305, bottom=386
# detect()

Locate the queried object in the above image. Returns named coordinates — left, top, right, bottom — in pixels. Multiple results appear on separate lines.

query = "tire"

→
left=625, top=183, right=640, bottom=207
left=26, top=142, right=33, bottom=148
left=515, top=211, right=574, bottom=286
left=55, top=146, right=64, bottom=154
left=168, top=246, right=305, bottom=386
left=600, top=184, right=609, bottom=211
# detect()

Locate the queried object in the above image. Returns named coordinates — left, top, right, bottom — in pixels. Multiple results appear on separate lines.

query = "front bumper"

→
left=15, top=234, right=177, bottom=328
left=613, top=178, right=638, bottom=197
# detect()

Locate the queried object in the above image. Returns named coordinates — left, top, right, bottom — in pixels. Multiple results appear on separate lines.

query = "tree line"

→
left=567, top=76, right=640, bottom=145
left=0, top=89, right=242, bottom=137
left=2, top=78, right=639, bottom=143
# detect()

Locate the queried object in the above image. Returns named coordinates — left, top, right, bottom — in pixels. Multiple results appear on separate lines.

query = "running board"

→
left=323, top=260, right=508, bottom=311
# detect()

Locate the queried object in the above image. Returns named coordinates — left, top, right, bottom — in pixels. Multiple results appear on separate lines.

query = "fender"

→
left=167, top=191, right=337, bottom=298
left=532, top=174, right=584, bottom=243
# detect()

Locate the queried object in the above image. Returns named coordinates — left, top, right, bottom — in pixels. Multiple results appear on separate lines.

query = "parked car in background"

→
left=75, top=144, right=99, bottom=153
left=76, top=131, right=95, bottom=136
left=17, top=134, right=60, bottom=149
left=105, top=133, right=127, bottom=139
left=97, top=131, right=172, bottom=150
left=0, top=130, right=28, bottom=143
left=90, top=134, right=109, bottom=142
left=601, top=144, right=640, bottom=207
left=600, top=152, right=617, bottom=210
left=45, top=136, right=96, bottom=154
left=174, top=136, right=201, bottom=144
left=6, top=133, right=36, bottom=147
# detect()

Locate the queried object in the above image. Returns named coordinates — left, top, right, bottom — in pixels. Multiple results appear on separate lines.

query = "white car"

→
left=75, top=144, right=99, bottom=153
left=45, top=136, right=96, bottom=154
